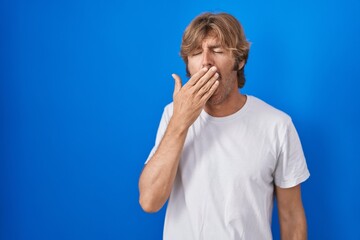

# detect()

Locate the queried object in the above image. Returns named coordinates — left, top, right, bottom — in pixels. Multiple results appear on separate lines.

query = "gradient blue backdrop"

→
left=1, top=0, right=360, bottom=239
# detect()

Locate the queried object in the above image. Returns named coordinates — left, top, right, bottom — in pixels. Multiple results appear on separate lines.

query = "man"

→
left=139, top=12, right=310, bottom=240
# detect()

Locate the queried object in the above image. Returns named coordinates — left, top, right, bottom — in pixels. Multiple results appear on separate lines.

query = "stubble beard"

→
left=206, top=74, right=234, bottom=105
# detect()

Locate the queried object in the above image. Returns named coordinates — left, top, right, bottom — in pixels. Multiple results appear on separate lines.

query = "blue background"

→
left=1, top=0, right=360, bottom=239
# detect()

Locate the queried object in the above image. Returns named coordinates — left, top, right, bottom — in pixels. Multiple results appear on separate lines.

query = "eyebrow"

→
left=207, top=44, right=222, bottom=49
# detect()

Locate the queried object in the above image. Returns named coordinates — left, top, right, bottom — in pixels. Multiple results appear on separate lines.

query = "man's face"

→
left=187, top=35, right=242, bottom=105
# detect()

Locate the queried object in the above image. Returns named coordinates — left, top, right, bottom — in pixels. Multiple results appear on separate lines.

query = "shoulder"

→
left=164, top=102, right=173, bottom=113
left=160, top=102, right=174, bottom=123
left=163, top=102, right=174, bottom=116
left=246, top=96, right=292, bottom=127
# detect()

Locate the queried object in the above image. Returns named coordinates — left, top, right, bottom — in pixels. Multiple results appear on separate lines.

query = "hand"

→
left=171, top=66, right=219, bottom=130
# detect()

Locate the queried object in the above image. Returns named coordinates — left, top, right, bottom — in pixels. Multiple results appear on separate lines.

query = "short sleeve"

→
left=274, top=119, right=310, bottom=188
left=144, top=103, right=173, bottom=164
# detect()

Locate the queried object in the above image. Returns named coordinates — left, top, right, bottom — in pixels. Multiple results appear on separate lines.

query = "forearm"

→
left=279, top=208, right=307, bottom=240
left=139, top=118, right=188, bottom=213
left=276, top=185, right=308, bottom=240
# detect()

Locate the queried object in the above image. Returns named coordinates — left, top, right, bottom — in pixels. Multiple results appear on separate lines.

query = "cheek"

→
left=187, top=57, right=202, bottom=75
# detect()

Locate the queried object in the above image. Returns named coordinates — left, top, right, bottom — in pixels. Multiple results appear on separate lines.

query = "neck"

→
left=204, top=90, right=247, bottom=117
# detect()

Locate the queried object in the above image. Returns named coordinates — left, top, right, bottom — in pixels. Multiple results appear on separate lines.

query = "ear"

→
left=238, top=60, right=245, bottom=70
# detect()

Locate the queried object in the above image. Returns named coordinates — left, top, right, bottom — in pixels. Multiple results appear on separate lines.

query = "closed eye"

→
left=191, top=51, right=202, bottom=56
left=213, top=48, right=224, bottom=54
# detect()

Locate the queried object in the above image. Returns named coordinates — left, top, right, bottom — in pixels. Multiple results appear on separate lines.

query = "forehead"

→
left=202, top=36, right=220, bottom=45
left=195, top=34, right=223, bottom=49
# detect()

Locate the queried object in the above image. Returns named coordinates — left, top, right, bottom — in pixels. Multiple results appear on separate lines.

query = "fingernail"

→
left=210, top=66, right=217, bottom=72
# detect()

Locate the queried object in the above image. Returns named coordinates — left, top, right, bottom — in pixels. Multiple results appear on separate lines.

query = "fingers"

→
left=194, top=66, right=218, bottom=91
left=200, top=80, right=219, bottom=102
left=186, top=67, right=210, bottom=86
left=198, top=71, right=219, bottom=97
left=172, top=66, right=218, bottom=105
left=172, top=73, right=182, bottom=98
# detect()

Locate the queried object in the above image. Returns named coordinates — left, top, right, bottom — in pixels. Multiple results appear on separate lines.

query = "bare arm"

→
left=275, top=184, right=307, bottom=240
left=138, top=67, right=219, bottom=213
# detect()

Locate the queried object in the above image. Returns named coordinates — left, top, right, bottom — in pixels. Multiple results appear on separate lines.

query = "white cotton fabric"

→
left=146, top=95, right=310, bottom=240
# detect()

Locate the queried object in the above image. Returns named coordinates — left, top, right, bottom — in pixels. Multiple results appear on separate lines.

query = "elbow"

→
left=139, top=194, right=163, bottom=213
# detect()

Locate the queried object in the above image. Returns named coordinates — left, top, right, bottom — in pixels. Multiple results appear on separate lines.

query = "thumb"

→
left=172, top=73, right=182, bottom=97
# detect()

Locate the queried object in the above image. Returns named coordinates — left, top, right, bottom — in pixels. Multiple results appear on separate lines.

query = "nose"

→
left=201, top=50, right=214, bottom=68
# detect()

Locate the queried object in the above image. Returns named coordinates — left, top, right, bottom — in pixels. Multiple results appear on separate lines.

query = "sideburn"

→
left=233, top=58, right=245, bottom=88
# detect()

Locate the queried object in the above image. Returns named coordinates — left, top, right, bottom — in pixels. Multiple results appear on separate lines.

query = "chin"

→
left=207, top=85, right=234, bottom=105
left=207, top=94, right=225, bottom=105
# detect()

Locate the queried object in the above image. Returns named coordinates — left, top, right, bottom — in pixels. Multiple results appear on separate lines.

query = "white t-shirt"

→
left=146, top=95, right=310, bottom=240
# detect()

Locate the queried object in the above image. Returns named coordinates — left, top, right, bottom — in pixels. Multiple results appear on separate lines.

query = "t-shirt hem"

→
left=275, top=171, right=310, bottom=188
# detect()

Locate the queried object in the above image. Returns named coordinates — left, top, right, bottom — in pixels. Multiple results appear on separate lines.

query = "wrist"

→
left=168, top=116, right=190, bottom=137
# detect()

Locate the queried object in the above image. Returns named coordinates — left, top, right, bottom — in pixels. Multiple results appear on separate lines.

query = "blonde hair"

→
left=180, top=12, right=250, bottom=88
